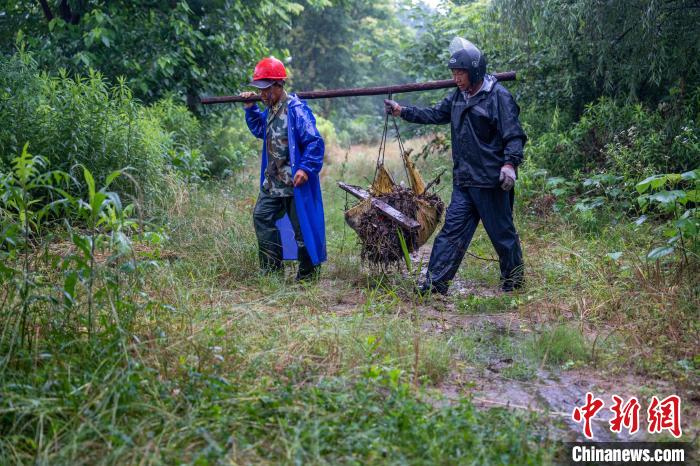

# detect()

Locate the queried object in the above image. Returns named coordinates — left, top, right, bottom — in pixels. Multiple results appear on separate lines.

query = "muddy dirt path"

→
left=407, top=245, right=699, bottom=442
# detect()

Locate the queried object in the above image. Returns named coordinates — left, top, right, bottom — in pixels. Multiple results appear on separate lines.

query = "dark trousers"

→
left=253, top=191, right=316, bottom=278
left=426, top=186, right=523, bottom=292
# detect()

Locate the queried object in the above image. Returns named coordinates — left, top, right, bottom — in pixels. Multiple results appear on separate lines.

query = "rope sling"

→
left=341, top=95, right=445, bottom=265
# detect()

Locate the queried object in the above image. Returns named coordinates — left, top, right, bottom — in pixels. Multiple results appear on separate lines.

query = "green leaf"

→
left=71, top=233, right=92, bottom=258
left=681, top=169, right=699, bottom=181
left=647, top=246, right=674, bottom=260
left=63, top=271, right=78, bottom=307
left=605, top=252, right=623, bottom=261
left=104, top=170, right=122, bottom=188
left=83, top=166, right=96, bottom=202
left=636, top=175, right=665, bottom=193
left=546, top=177, right=567, bottom=187
left=637, top=194, right=649, bottom=211
left=648, top=190, right=686, bottom=206
left=574, top=197, right=604, bottom=211
left=105, top=191, right=122, bottom=213
left=662, top=226, right=677, bottom=238
left=90, top=191, right=107, bottom=217
left=396, top=228, right=412, bottom=273
left=685, top=189, right=699, bottom=203
left=77, top=52, right=92, bottom=67
left=675, top=217, right=698, bottom=236
left=112, top=231, right=132, bottom=255
left=666, top=174, right=682, bottom=185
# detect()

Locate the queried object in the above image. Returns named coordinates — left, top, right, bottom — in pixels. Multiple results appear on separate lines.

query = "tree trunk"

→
left=37, top=0, right=54, bottom=21
left=58, top=0, right=81, bottom=24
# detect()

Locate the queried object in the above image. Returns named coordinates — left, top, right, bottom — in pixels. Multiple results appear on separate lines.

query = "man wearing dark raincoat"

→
left=385, top=39, right=526, bottom=294
left=240, top=56, right=326, bottom=280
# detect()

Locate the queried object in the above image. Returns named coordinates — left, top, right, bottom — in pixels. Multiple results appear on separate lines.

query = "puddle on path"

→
left=405, top=244, right=698, bottom=441
left=419, top=303, right=697, bottom=442
left=441, top=364, right=689, bottom=441
left=325, top=245, right=698, bottom=441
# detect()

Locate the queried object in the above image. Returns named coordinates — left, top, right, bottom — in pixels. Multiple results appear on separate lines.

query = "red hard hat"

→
left=252, top=56, right=287, bottom=82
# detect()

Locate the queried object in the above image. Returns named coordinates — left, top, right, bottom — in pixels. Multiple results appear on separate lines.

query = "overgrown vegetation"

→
left=0, top=148, right=557, bottom=462
left=0, top=50, right=259, bottom=197
left=1, top=0, right=699, bottom=462
left=0, top=0, right=297, bottom=103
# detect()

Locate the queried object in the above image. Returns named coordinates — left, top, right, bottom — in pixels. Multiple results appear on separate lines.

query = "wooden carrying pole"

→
left=200, top=71, right=516, bottom=105
left=338, top=182, right=420, bottom=230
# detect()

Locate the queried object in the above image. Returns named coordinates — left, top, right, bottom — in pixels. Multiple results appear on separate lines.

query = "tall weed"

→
left=0, top=144, right=161, bottom=365
left=0, top=51, right=235, bottom=202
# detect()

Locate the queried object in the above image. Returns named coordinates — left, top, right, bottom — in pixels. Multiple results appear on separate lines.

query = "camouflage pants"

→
left=253, top=191, right=317, bottom=279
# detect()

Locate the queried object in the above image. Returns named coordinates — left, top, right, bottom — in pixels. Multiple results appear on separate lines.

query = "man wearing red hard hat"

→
left=239, top=57, right=326, bottom=281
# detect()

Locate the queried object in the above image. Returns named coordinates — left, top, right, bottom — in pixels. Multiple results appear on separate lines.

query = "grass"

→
left=1, top=137, right=698, bottom=463
left=0, top=346, right=554, bottom=464
left=528, top=324, right=590, bottom=366
left=449, top=322, right=537, bottom=381
left=454, top=294, right=521, bottom=314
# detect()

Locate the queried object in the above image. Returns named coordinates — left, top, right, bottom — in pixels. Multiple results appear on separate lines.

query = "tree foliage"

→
left=391, top=0, right=699, bottom=116
left=0, top=50, right=258, bottom=199
left=392, top=0, right=495, bottom=83
left=492, top=0, right=700, bottom=114
left=283, top=0, right=405, bottom=91
left=0, top=0, right=299, bottom=104
left=274, top=0, right=410, bottom=128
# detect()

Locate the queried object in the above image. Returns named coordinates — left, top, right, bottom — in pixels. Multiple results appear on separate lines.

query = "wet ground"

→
left=407, top=245, right=699, bottom=442
left=320, top=243, right=698, bottom=442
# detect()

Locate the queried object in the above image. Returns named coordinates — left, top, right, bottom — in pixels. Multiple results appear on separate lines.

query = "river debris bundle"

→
left=342, top=161, right=445, bottom=267
left=348, top=185, right=444, bottom=266
left=339, top=112, right=446, bottom=267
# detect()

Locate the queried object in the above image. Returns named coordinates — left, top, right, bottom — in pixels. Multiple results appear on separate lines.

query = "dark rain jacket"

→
left=245, top=94, right=327, bottom=265
left=400, top=74, right=526, bottom=188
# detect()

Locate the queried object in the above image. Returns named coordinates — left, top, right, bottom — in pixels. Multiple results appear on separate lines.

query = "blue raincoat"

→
left=244, top=94, right=327, bottom=265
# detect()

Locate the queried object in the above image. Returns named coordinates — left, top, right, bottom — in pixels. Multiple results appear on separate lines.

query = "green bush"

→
left=0, top=143, right=152, bottom=352
left=636, top=169, right=700, bottom=261
left=144, top=95, right=202, bottom=147
left=529, top=325, right=589, bottom=366
left=0, top=51, right=224, bottom=198
left=144, top=99, right=260, bottom=180
left=315, top=114, right=338, bottom=148
left=199, top=111, right=259, bottom=178
left=527, top=97, right=700, bottom=179
left=336, top=114, right=386, bottom=146
left=142, top=96, right=210, bottom=182
left=0, top=52, right=157, bottom=196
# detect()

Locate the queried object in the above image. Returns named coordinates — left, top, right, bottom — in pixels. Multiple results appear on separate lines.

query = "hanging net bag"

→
left=340, top=105, right=445, bottom=267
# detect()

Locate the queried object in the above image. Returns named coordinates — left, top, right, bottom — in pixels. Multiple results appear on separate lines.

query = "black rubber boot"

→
left=416, top=280, right=449, bottom=296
